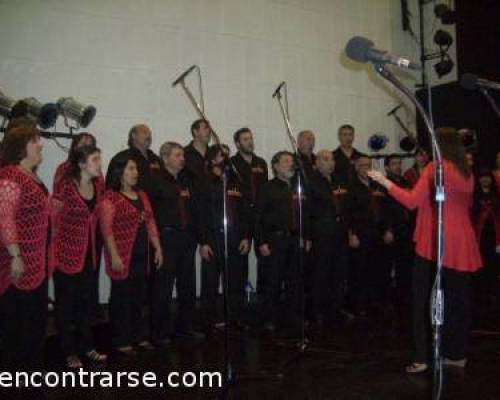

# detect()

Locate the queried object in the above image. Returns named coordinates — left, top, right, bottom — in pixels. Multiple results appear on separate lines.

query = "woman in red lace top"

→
left=0, top=127, right=50, bottom=373
left=53, top=132, right=97, bottom=192
left=51, top=145, right=107, bottom=369
left=100, top=154, right=163, bottom=354
left=369, top=127, right=482, bottom=374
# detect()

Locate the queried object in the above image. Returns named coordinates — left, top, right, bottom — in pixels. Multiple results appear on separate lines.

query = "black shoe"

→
left=234, top=320, right=250, bottom=332
left=134, top=341, right=155, bottom=352
left=152, top=337, right=172, bottom=348
left=176, top=329, right=206, bottom=340
left=263, top=321, right=276, bottom=332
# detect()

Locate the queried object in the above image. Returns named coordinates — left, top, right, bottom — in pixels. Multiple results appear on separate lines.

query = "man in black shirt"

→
left=254, top=151, right=311, bottom=333
left=309, top=150, right=350, bottom=326
left=183, top=119, right=211, bottom=193
left=231, top=128, right=268, bottom=210
left=297, top=130, right=316, bottom=182
left=105, top=124, right=161, bottom=196
left=149, top=142, right=204, bottom=343
left=296, top=130, right=316, bottom=322
left=348, top=154, right=394, bottom=316
left=200, top=145, right=251, bottom=333
left=384, top=154, right=414, bottom=321
left=230, top=128, right=268, bottom=300
left=332, top=124, right=362, bottom=184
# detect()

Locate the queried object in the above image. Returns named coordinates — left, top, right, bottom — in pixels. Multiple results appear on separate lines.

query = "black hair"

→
left=68, top=132, right=97, bottom=161
left=233, top=127, right=251, bottom=144
left=106, top=154, right=137, bottom=192
left=271, top=150, right=294, bottom=175
left=385, top=153, right=402, bottom=166
left=67, top=145, right=101, bottom=183
left=338, top=124, right=354, bottom=133
left=190, top=119, right=209, bottom=137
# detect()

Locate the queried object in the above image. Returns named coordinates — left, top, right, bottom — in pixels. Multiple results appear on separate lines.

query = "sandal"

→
left=85, top=349, right=108, bottom=363
left=135, top=341, right=154, bottom=351
left=66, top=354, right=83, bottom=369
left=405, top=362, right=428, bottom=374
left=115, top=345, right=136, bottom=355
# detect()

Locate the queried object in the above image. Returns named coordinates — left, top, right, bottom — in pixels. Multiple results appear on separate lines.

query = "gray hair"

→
left=159, top=141, right=183, bottom=159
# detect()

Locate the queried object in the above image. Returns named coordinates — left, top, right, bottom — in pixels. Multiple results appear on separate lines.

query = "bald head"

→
left=297, top=130, right=315, bottom=156
left=128, top=124, right=152, bottom=150
left=315, top=149, right=334, bottom=177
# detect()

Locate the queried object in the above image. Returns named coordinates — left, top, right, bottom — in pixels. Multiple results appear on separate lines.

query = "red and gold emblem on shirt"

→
left=228, top=188, right=242, bottom=198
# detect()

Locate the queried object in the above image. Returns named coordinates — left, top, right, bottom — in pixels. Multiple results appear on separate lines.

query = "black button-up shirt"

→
left=386, top=173, right=413, bottom=238
left=200, top=172, right=249, bottom=244
left=230, top=152, right=268, bottom=207
left=332, top=146, right=362, bottom=184
left=254, top=177, right=310, bottom=244
left=149, top=168, right=199, bottom=236
left=298, top=151, right=316, bottom=183
left=183, top=141, right=210, bottom=194
left=309, top=170, right=350, bottom=221
left=348, top=175, right=392, bottom=238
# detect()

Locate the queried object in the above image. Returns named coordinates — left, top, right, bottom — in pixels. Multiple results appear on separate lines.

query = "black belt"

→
left=267, top=230, right=297, bottom=238
left=313, top=216, right=345, bottom=223
left=162, top=225, right=188, bottom=232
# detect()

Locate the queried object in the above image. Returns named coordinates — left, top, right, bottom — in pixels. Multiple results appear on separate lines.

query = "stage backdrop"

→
left=0, top=0, right=452, bottom=302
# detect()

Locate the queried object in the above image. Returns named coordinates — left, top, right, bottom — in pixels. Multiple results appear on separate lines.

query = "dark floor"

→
left=2, top=300, right=500, bottom=400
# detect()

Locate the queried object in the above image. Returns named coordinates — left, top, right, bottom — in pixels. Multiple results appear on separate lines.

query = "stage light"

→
left=434, top=56, right=454, bottom=78
left=16, top=97, right=59, bottom=129
left=368, top=133, right=389, bottom=152
left=400, top=136, right=416, bottom=152
left=0, top=89, right=16, bottom=119
left=434, top=30, right=453, bottom=47
left=434, top=4, right=456, bottom=25
left=57, top=97, right=96, bottom=129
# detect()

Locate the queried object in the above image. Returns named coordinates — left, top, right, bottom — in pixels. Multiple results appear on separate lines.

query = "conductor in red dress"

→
left=368, top=127, right=482, bottom=374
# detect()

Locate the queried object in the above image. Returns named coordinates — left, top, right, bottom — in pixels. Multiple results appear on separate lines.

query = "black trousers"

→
left=151, top=229, right=197, bottom=340
left=390, top=233, right=414, bottom=316
left=349, top=233, right=391, bottom=313
left=259, top=234, right=302, bottom=329
left=109, top=253, right=148, bottom=347
left=0, top=281, right=47, bottom=372
left=412, top=256, right=473, bottom=363
left=54, top=260, right=95, bottom=357
left=201, top=231, right=246, bottom=326
left=476, top=220, right=499, bottom=304
left=311, top=226, right=349, bottom=322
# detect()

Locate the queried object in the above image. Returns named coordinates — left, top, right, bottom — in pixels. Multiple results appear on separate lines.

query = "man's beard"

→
left=240, top=146, right=254, bottom=155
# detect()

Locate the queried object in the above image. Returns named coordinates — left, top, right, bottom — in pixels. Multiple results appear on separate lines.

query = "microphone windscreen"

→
left=460, top=73, right=478, bottom=90
left=345, top=36, right=374, bottom=63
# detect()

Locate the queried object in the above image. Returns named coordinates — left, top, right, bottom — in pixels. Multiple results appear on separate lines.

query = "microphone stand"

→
left=480, top=89, right=500, bottom=120
left=172, top=67, right=282, bottom=400
left=272, top=83, right=347, bottom=372
left=387, top=107, right=418, bottom=150
left=373, top=63, right=445, bottom=400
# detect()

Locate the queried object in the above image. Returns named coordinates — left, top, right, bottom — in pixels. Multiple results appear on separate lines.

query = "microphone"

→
left=345, top=36, right=421, bottom=71
left=387, top=103, right=403, bottom=116
left=460, top=73, right=500, bottom=91
left=172, top=65, right=197, bottom=87
left=272, top=81, right=285, bottom=98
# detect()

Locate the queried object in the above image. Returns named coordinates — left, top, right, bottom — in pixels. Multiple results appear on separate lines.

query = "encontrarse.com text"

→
left=0, top=369, right=223, bottom=389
